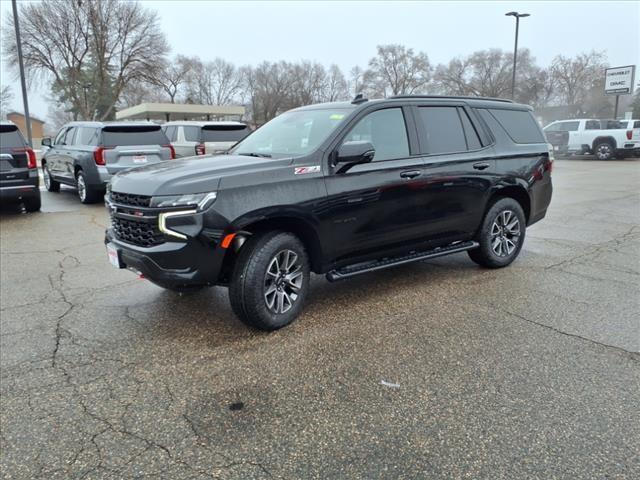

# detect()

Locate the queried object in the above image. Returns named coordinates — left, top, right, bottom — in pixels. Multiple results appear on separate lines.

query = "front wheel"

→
left=229, top=231, right=310, bottom=330
left=468, top=198, right=526, bottom=269
left=76, top=170, right=100, bottom=204
left=43, top=164, right=60, bottom=192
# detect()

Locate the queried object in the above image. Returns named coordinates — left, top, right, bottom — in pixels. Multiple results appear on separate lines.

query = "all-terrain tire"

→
left=229, top=231, right=310, bottom=330
left=468, top=197, right=526, bottom=269
left=593, top=140, right=614, bottom=160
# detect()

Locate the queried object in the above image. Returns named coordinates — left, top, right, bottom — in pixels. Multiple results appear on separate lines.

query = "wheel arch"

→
left=592, top=136, right=617, bottom=150
left=487, top=185, right=531, bottom=224
left=234, top=215, right=324, bottom=273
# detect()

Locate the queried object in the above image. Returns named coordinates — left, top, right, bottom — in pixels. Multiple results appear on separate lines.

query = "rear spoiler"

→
left=102, top=125, right=161, bottom=132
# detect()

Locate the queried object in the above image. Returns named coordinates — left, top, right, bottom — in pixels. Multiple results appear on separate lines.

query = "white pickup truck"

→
left=543, top=118, right=640, bottom=160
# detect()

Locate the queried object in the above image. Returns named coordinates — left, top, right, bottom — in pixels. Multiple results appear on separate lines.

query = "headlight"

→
left=150, top=192, right=217, bottom=210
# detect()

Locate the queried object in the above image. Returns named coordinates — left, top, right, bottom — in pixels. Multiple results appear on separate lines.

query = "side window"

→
left=63, top=127, right=77, bottom=146
left=54, top=128, right=68, bottom=145
left=418, top=106, right=467, bottom=154
left=74, top=127, right=98, bottom=146
left=634, top=121, right=640, bottom=129
left=585, top=120, right=600, bottom=130
left=342, top=108, right=409, bottom=161
left=489, top=109, right=546, bottom=143
left=183, top=126, right=200, bottom=142
left=459, top=108, right=482, bottom=150
left=558, top=121, right=580, bottom=132
left=164, top=126, right=176, bottom=142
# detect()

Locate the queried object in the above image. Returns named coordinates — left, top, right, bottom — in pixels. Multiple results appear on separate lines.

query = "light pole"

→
left=505, top=11, right=530, bottom=100
left=11, top=0, right=32, bottom=147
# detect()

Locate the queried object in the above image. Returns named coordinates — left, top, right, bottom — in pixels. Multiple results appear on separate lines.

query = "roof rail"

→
left=351, top=93, right=368, bottom=105
left=389, top=95, right=514, bottom=103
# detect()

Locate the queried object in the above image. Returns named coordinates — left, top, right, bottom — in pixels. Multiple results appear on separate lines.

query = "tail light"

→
left=12, top=148, right=37, bottom=169
left=93, top=146, right=113, bottom=166
left=627, top=130, right=633, bottom=140
left=195, top=143, right=205, bottom=155
left=164, top=144, right=176, bottom=159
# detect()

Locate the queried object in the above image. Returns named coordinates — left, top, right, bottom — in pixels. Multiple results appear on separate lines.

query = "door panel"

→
left=323, top=157, right=426, bottom=261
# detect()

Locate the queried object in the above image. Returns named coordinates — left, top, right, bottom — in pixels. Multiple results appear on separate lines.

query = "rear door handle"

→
left=400, top=170, right=422, bottom=179
left=473, top=162, right=490, bottom=170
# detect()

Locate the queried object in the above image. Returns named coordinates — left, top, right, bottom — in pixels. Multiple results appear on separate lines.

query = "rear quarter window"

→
left=101, top=126, right=169, bottom=147
left=0, top=126, right=27, bottom=148
left=488, top=109, right=546, bottom=144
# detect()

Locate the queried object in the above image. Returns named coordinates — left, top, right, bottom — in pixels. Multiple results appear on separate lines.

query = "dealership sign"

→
left=604, top=65, right=635, bottom=95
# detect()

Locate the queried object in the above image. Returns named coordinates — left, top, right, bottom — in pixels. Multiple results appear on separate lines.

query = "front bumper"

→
left=104, top=199, right=231, bottom=289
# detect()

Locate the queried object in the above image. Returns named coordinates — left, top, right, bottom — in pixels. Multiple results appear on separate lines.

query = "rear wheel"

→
left=23, top=195, right=41, bottom=212
left=593, top=140, right=614, bottom=160
left=43, top=164, right=60, bottom=192
left=468, top=197, right=526, bottom=269
left=229, top=231, right=310, bottom=330
left=76, top=170, right=100, bottom=204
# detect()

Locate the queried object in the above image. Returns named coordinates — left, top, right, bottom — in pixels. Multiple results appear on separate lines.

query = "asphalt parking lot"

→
left=1, top=158, right=639, bottom=479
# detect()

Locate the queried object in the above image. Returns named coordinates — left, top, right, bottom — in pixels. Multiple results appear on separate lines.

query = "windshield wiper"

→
left=239, top=152, right=272, bottom=158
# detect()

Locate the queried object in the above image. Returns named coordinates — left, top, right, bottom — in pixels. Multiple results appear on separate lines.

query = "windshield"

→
left=232, top=108, right=350, bottom=158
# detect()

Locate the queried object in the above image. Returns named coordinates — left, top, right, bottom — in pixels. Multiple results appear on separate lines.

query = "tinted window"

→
left=184, top=126, right=201, bottom=142
left=202, top=125, right=249, bottom=143
left=343, top=108, right=409, bottom=161
left=634, top=121, right=640, bottom=129
left=164, top=126, right=177, bottom=142
left=603, top=120, right=624, bottom=129
left=101, top=126, right=169, bottom=147
left=585, top=120, right=600, bottom=130
left=459, top=109, right=482, bottom=150
left=418, top=107, right=467, bottom=154
left=489, top=109, right=546, bottom=143
left=556, top=121, right=580, bottom=132
left=74, top=127, right=98, bottom=146
left=0, top=125, right=26, bottom=148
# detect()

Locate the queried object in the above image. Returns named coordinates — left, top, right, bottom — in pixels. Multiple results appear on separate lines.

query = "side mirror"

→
left=335, top=141, right=375, bottom=172
left=41, top=137, right=52, bottom=147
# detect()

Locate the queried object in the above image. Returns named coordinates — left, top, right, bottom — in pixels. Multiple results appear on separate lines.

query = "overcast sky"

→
left=1, top=0, right=639, bottom=119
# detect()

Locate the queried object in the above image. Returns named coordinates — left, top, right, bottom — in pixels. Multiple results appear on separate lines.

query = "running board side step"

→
left=325, top=241, right=479, bottom=282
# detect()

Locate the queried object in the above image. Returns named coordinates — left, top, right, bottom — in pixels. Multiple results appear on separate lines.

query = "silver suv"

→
left=162, top=121, right=250, bottom=158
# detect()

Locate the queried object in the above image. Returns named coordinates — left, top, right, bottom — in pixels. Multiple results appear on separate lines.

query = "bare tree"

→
left=2, top=0, right=168, bottom=121
left=550, top=51, right=607, bottom=109
left=145, top=55, right=194, bottom=103
left=349, top=66, right=365, bottom=97
left=0, top=85, right=12, bottom=118
left=364, top=44, right=432, bottom=97
left=185, top=58, right=244, bottom=106
left=244, top=61, right=296, bottom=124
left=324, top=64, right=349, bottom=102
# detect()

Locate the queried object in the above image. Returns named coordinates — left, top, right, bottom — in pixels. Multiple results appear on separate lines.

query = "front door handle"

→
left=473, top=162, right=490, bottom=170
left=400, top=170, right=422, bottom=179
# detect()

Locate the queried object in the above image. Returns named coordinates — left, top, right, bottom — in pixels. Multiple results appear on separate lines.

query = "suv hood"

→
left=110, top=154, right=292, bottom=196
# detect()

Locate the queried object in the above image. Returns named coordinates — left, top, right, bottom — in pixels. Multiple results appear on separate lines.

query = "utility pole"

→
left=12, top=0, right=32, bottom=146
left=505, top=11, right=530, bottom=100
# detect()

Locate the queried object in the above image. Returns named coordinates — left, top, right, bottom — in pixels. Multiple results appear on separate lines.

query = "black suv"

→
left=0, top=121, right=40, bottom=212
left=42, top=122, right=174, bottom=204
left=105, top=95, right=553, bottom=330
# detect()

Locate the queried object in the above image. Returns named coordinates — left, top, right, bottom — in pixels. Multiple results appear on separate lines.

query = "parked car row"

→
left=543, top=118, right=640, bottom=160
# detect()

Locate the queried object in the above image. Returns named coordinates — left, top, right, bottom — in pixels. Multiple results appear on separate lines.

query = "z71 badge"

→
left=294, top=166, right=321, bottom=175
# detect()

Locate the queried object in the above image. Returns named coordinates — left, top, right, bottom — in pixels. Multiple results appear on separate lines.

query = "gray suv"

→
left=41, top=122, right=174, bottom=203
left=163, top=121, right=250, bottom=158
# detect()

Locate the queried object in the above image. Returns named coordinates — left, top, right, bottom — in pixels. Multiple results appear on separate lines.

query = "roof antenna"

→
left=351, top=93, right=368, bottom=105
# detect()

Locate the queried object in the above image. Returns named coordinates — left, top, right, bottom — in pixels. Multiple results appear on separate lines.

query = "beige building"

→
left=6, top=111, right=46, bottom=147
left=116, top=103, right=245, bottom=122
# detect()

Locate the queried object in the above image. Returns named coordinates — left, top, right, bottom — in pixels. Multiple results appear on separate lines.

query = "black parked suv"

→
left=42, top=122, right=174, bottom=204
left=0, top=121, right=40, bottom=212
left=105, top=95, right=553, bottom=330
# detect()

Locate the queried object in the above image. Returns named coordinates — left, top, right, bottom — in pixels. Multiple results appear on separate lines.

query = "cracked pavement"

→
left=1, top=158, right=639, bottom=479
